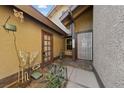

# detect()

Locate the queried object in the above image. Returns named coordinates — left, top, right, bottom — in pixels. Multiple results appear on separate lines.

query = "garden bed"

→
left=27, top=63, right=68, bottom=88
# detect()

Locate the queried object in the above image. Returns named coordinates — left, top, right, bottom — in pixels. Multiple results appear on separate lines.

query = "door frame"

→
left=76, top=30, right=93, bottom=61
left=42, top=30, right=53, bottom=66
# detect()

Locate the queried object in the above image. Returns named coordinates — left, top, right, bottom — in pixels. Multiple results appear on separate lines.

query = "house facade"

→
left=1, top=5, right=124, bottom=88
left=48, top=5, right=93, bottom=60
left=0, top=5, right=66, bottom=87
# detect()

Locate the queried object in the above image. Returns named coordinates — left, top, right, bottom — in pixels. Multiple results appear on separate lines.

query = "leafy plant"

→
left=45, top=64, right=67, bottom=88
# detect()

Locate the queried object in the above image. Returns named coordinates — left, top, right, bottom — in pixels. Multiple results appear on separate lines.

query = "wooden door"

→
left=42, top=31, right=53, bottom=65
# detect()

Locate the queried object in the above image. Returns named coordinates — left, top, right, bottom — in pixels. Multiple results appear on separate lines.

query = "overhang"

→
left=14, top=5, right=67, bottom=36
left=59, top=5, right=91, bottom=26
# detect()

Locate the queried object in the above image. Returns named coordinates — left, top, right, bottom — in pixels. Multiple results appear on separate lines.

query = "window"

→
left=65, top=38, right=72, bottom=50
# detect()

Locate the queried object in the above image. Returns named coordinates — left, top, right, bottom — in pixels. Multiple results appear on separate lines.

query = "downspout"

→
left=68, top=9, right=76, bottom=61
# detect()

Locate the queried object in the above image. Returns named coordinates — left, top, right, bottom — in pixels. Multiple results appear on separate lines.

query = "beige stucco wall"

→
left=75, top=7, right=93, bottom=32
left=53, top=33, right=64, bottom=57
left=0, top=6, right=64, bottom=79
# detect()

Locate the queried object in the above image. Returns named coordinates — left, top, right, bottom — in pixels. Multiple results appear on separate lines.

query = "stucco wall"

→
left=53, top=33, right=64, bottom=57
left=94, top=5, right=124, bottom=87
left=75, top=7, right=93, bottom=32
left=0, top=6, right=64, bottom=79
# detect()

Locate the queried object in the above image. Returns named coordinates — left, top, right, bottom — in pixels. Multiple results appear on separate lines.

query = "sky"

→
left=32, top=5, right=54, bottom=16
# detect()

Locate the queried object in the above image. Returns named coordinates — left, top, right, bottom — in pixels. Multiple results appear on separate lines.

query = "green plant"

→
left=46, top=73, right=63, bottom=88
left=45, top=64, right=67, bottom=88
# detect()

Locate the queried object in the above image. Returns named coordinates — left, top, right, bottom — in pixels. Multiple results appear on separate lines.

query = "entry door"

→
left=42, top=31, right=53, bottom=64
left=77, top=32, right=92, bottom=60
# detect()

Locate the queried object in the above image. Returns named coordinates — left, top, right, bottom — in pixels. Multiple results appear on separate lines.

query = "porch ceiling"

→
left=14, top=5, right=67, bottom=36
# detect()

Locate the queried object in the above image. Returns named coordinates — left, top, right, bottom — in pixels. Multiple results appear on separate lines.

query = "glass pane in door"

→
left=48, top=36, right=50, bottom=40
left=44, top=46, right=48, bottom=51
left=48, top=46, right=51, bottom=50
left=43, top=32, right=52, bottom=63
left=44, top=41, right=48, bottom=46
left=48, top=41, right=50, bottom=45
left=44, top=35, right=47, bottom=40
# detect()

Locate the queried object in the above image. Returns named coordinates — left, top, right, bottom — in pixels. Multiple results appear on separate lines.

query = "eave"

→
left=59, top=5, right=91, bottom=26
left=14, top=5, right=67, bottom=36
